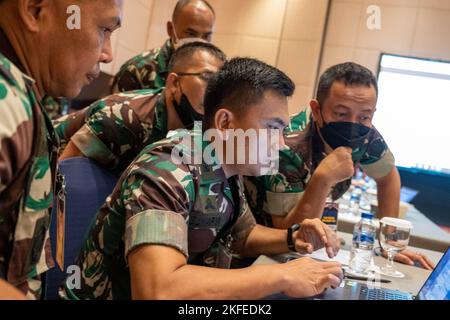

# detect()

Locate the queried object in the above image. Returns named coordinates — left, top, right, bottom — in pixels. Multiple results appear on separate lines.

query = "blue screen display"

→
left=418, top=248, right=450, bottom=300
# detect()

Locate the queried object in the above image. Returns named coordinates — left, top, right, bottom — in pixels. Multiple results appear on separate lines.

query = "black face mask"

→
left=172, top=91, right=203, bottom=130
left=318, top=113, right=372, bottom=150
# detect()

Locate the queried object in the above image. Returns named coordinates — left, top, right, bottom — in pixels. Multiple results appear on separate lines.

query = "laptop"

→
left=317, top=247, right=450, bottom=300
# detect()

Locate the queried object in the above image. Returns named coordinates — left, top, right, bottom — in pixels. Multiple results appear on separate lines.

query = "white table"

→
left=254, top=232, right=444, bottom=297
left=337, top=205, right=450, bottom=252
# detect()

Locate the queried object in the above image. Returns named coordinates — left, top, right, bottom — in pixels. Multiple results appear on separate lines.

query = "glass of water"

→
left=378, top=217, right=413, bottom=278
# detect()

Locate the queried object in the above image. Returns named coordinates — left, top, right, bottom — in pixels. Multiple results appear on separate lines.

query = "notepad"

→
left=306, top=247, right=351, bottom=266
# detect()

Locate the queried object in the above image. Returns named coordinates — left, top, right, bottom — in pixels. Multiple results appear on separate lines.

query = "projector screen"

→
left=374, top=54, right=450, bottom=177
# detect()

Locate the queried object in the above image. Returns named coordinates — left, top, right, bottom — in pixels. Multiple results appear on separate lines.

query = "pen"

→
left=344, top=274, right=392, bottom=283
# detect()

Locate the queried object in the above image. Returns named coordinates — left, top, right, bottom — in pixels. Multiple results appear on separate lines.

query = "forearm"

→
left=0, top=279, right=27, bottom=300
left=375, top=167, right=401, bottom=218
left=273, top=173, right=331, bottom=229
left=134, top=263, right=287, bottom=300
left=237, top=224, right=290, bottom=258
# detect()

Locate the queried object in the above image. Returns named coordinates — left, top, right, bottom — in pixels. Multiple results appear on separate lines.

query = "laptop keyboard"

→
left=360, top=286, right=410, bottom=300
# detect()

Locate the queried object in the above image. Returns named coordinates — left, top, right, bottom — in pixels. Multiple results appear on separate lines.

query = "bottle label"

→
left=353, top=232, right=375, bottom=244
left=322, top=202, right=339, bottom=231
left=360, top=233, right=374, bottom=244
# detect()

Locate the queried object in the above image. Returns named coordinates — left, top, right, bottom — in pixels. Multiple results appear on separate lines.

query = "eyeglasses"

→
left=176, top=71, right=216, bottom=82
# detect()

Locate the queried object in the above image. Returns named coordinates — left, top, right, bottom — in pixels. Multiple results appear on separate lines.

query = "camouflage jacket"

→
left=60, top=129, right=256, bottom=300
left=245, top=108, right=395, bottom=227
left=0, top=31, right=59, bottom=299
left=41, top=95, right=69, bottom=120
left=53, top=88, right=167, bottom=172
left=111, top=39, right=173, bottom=93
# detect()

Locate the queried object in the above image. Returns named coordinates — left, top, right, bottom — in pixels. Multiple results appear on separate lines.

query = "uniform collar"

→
left=150, top=89, right=169, bottom=141
left=0, top=28, right=59, bottom=152
left=157, top=39, right=174, bottom=75
left=198, top=128, right=242, bottom=206
left=0, top=28, right=37, bottom=89
left=169, top=128, right=242, bottom=207
left=175, top=127, right=230, bottom=188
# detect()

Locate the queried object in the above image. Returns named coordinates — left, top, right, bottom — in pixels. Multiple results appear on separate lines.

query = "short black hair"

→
left=203, top=57, right=295, bottom=128
left=172, top=0, right=215, bottom=22
left=316, top=62, right=378, bottom=106
left=167, top=41, right=226, bottom=73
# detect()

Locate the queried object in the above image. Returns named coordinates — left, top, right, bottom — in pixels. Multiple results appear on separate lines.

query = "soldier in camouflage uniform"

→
left=111, top=0, right=216, bottom=93
left=60, top=58, right=343, bottom=300
left=244, top=108, right=394, bottom=227
left=245, top=63, right=400, bottom=229
left=55, top=42, right=226, bottom=172
left=244, top=62, right=435, bottom=269
left=0, top=0, right=123, bottom=299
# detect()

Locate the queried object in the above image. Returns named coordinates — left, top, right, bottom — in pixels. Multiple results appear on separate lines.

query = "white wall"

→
left=101, top=0, right=329, bottom=115
left=100, top=0, right=156, bottom=76
left=210, top=0, right=330, bottom=114
left=321, top=0, right=450, bottom=75
left=102, top=0, right=450, bottom=114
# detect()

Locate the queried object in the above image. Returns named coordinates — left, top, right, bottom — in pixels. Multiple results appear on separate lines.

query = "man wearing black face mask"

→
left=245, top=62, right=434, bottom=270
left=56, top=42, right=225, bottom=172
left=171, top=75, right=204, bottom=128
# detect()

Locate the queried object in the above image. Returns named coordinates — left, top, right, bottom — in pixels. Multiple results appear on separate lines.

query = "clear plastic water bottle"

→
left=359, top=184, right=368, bottom=209
left=360, top=188, right=377, bottom=212
left=355, top=169, right=364, bottom=182
left=349, top=188, right=361, bottom=216
left=349, top=212, right=376, bottom=274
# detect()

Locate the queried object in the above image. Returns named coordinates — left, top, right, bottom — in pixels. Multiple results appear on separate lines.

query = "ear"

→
left=214, top=108, right=235, bottom=132
left=165, top=72, right=180, bottom=96
left=309, top=99, right=322, bottom=126
left=17, top=0, right=48, bottom=32
left=167, top=21, right=175, bottom=41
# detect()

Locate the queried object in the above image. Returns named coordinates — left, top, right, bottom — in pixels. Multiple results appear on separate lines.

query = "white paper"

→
left=305, top=248, right=351, bottom=266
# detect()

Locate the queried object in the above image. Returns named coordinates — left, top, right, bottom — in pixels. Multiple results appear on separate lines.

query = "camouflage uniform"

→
left=0, top=30, right=59, bottom=299
left=59, top=129, right=256, bottom=300
left=245, top=107, right=395, bottom=227
left=53, top=88, right=167, bottom=172
left=111, top=39, right=173, bottom=93
left=41, top=95, right=69, bottom=120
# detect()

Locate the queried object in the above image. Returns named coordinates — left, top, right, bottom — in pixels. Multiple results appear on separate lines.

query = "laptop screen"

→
left=417, top=248, right=450, bottom=300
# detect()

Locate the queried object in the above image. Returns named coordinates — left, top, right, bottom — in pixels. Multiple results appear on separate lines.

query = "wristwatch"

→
left=287, top=223, right=301, bottom=252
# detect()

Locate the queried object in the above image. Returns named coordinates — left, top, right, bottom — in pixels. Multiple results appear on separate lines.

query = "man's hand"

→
left=293, top=218, right=340, bottom=258
left=281, top=257, right=343, bottom=298
left=382, top=249, right=435, bottom=270
left=314, top=147, right=354, bottom=187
